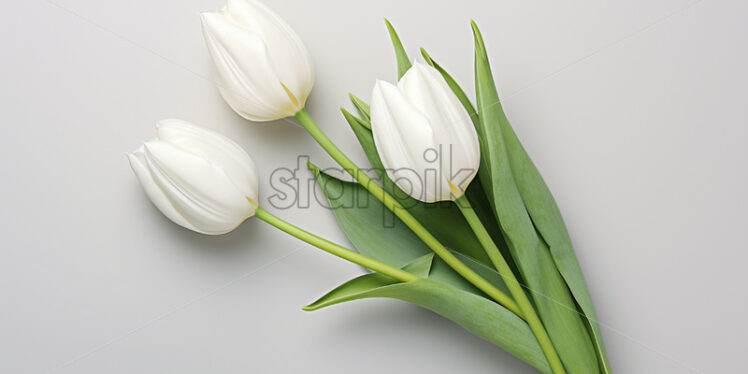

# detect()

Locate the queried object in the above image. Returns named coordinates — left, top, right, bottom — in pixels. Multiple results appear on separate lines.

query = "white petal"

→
left=143, top=141, right=254, bottom=234
left=201, top=12, right=296, bottom=120
left=226, top=0, right=314, bottom=108
left=127, top=147, right=202, bottom=233
left=371, top=80, right=445, bottom=202
left=399, top=62, right=480, bottom=196
left=155, top=119, right=259, bottom=207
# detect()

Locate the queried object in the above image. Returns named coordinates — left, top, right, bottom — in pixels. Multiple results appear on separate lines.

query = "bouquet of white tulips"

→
left=127, top=1, right=611, bottom=373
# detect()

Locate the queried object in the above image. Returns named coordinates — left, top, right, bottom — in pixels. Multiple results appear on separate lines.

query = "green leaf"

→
left=338, top=107, right=492, bottom=266
left=309, top=162, right=429, bottom=267
left=429, top=250, right=513, bottom=298
left=470, top=24, right=611, bottom=374
left=308, top=166, right=545, bottom=367
left=348, top=93, right=371, bottom=126
left=305, top=255, right=433, bottom=310
left=472, top=21, right=601, bottom=373
left=309, top=164, right=514, bottom=297
left=384, top=19, right=411, bottom=79
left=304, top=255, right=551, bottom=374
left=506, top=125, right=612, bottom=374
left=341, top=108, right=385, bottom=180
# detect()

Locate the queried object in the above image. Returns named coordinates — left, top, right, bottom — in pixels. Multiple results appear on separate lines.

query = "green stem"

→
left=254, top=206, right=419, bottom=283
left=294, top=108, right=522, bottom=318
left=455, top=196, right=566, bottom=374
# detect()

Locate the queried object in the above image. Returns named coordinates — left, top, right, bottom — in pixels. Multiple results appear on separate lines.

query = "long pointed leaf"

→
left=472, top=21, right=600, bottom=373
left=307, top=168, right=551, bottom=370
left=304, top=255, right=552, bottom=374
left=309, top=162, right=428, bottom=267
left=309, top=164, right=515, bottom=298
left=471, top=30, right=612, bottom=374
left=384, top=19, right=411, bottom=79
left=348, top=93, right=371, bottom=126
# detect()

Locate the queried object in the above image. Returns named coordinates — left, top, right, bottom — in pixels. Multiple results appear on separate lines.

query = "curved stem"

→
left=294, top=108, right=522, bottom=318
left=254, top=206, right=419, bottom=283
left=456, top=196, right=566, bottom=374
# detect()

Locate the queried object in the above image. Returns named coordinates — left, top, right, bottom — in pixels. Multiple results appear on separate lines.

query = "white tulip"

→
left=201, top=0, right=314, bottom=121
left=128, top=119, right=259, bottom=235
left=370, top=62, right=480, bottom=203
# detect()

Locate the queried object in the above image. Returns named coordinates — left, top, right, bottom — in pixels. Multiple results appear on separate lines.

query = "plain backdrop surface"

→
left=1, top=0, right=746, bottom=373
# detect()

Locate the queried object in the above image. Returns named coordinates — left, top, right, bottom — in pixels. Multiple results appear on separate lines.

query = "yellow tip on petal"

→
left=280, top=82, right=300, bottom=108
left=447, top=179, right=460, bottom=196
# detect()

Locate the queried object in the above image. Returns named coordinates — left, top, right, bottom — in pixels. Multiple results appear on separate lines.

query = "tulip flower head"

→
left=128, top=119, right=259, bottom=235
left=201, top=0, right=314, bottom=121
left=370, top=62, right=481, bottom=203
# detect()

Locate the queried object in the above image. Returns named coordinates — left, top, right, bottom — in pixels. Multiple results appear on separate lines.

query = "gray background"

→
left=1, top=0, right=746, bottom=372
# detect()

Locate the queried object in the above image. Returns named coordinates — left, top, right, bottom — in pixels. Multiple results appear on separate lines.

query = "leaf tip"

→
left=470, top=20, right=488, bottom=58
left=301, top=304, right=318, bottom=312
left=384, top=18, right=403, bottom=47
left=340, top=106, right=354, bottom=119
left=470, top=19, right=482, bottom=40
left=383, top=17, right=394, bottom=30
left=348, top=92, right=363, bottom=107
left=306, top=161, right=320, bottom=174
left=419, top=46, right=429, bottom=58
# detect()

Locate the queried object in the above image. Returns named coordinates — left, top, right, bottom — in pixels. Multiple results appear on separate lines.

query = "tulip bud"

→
left=370, top=62, right=480, bottom=203
left=128, top=119, right=259, bottom=235
left=201, top=0, right=314, bottom=121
